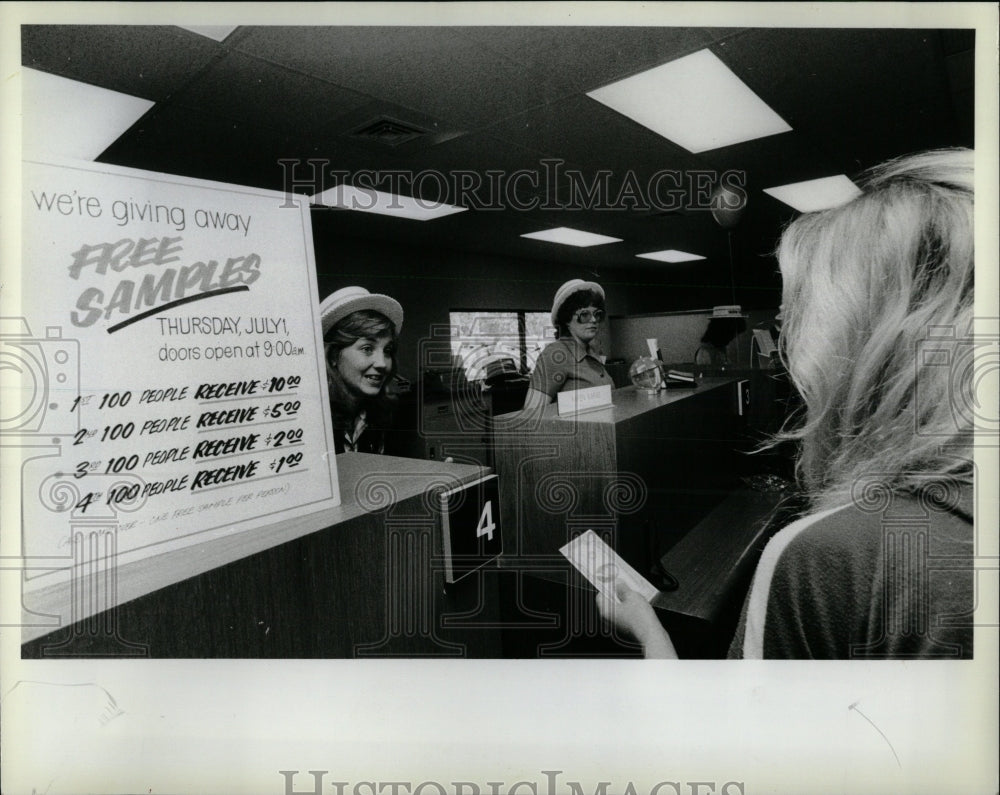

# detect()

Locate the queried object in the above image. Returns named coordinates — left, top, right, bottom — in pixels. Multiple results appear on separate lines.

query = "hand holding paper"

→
left=561, top=530, right=678, bottom=658
left=559, top=530, right=658, bottom=602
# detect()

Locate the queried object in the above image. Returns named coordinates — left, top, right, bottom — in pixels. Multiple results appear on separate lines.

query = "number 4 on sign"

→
left=476, top=500, right=495, bottom=541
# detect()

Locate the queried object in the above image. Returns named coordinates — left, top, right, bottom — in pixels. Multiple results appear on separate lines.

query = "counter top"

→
left=21, top=453, right=489, bottom=643
left=495, top=377, right=738, bottom=429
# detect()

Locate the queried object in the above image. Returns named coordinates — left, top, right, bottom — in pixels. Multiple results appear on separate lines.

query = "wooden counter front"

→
left=493, top=378, right=743, bottom=575
left=22, top=453, right=502, bottom=658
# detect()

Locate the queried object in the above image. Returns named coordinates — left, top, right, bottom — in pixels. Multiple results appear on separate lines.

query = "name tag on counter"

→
left=557, top=384, right=613, bottom=416
left=439, top=474, right=502, bottom=583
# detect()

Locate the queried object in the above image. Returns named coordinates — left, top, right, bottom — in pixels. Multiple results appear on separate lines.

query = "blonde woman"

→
left=602, top=149, right=976, bottom=659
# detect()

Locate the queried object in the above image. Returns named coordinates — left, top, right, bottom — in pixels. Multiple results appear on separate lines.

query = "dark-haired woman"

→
left=319, top=286, right=404, bottom=454
left=522, top=279, right=613, bottom=410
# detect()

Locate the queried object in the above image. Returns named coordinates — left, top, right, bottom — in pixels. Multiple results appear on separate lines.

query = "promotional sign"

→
left=14, top=159, right=338, bottom=585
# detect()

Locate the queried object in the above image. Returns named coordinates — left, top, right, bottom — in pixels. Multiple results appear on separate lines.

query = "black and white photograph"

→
left=1, top=3, right=997, bottom=794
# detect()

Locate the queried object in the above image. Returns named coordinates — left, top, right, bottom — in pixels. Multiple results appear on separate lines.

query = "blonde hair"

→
left=776, top=148, right=975, bottom=510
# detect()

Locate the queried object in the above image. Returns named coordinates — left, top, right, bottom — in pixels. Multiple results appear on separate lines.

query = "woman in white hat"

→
left=523, top=278, right=613, bottom=409
left=319, top=286, right=404, bottom=454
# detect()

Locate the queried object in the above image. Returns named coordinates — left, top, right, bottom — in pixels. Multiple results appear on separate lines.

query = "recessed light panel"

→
left=587, top=49, right=792, bottom=153
left=178, top=26, right=239, bottom=42
left=636, top=249, right=706, bottom=263
left=763, top=175, right=862, bottom=213
left=313, top=185, right=467, bottom=221
left=22, top=68, right=154, bottom=161
left=520, top=227, right=623, bottom=247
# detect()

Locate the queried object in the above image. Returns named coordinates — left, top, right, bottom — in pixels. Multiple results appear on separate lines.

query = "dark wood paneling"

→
left=495, top=379, right=742, bottom=573
left=23, top=455, right=502, bottom=658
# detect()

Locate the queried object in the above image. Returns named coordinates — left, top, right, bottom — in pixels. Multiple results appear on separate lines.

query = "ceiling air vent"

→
left=348, top=116, right=428, bottom=147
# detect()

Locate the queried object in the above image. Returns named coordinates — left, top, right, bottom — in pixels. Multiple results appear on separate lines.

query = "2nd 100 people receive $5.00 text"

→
left=66, top=377, right=307, bottom=514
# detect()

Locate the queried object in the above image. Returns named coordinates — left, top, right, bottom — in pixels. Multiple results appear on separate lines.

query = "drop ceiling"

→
left=21, top=24, right=974, bottom=302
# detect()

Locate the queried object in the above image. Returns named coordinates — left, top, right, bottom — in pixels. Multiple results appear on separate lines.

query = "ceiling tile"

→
left=21, top=25, right=221, bottom=101
left=490, top=94, right=699, bottom=167
left=699, top=132, right=840, bottom=194
left=234, top=26, right=567, bottom=129
left=21, top=24, right=975, bottom=305
left=98, top=102, right=310, bottom=192
left=449, top=27, right=716, bottom=93
left=170, top=51, right=373, bottom=139
left=715, top=29, right=964, bottom=168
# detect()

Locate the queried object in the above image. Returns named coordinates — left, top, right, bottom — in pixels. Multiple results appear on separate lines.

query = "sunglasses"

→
left=572, top=309, right=606, bottom=323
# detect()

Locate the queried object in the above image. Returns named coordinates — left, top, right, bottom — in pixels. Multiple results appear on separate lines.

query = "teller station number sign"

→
left=439, top=475, right=503, bottom=584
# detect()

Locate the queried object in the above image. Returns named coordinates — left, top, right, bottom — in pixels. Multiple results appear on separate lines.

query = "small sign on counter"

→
left=556, top=384, right=613, bottom=416
left=439, top=474, right=502, bottom=583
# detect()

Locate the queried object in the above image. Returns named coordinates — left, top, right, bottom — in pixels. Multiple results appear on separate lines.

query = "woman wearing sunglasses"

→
left=523, top=278, right=613, bottom=409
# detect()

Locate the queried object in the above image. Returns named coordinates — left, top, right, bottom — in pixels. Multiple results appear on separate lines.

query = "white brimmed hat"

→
left=551, top=278, right=605, bottom=325
left=320, top=286, right=403, bottom=337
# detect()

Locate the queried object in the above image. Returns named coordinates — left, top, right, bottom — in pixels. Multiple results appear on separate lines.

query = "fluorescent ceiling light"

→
left=520, top=227, right=622, bottom=247
left=763, top=175, right=862, bottom=213
left=313, top=185, right=467, bottom=221
left=587, top=49, right=791, bottom=153
left=636, top=249, right=706, bottom=263
left=178, top=26, right=239, bottom=42
left=22, top=68, right=154, bottom=161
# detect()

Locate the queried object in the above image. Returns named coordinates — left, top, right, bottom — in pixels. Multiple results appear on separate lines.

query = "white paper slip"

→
left=753, top=328, right=777, bottom=357
left=559, top=530, right=659, bottom=602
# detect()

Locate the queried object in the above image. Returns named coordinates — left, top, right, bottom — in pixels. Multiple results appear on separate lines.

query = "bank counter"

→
left=21, top=380, right=789, bottom=659
left=492, top=377, right=788, bottom=657
left=22, top=453, right=502, bottom=659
